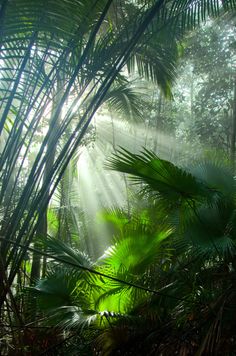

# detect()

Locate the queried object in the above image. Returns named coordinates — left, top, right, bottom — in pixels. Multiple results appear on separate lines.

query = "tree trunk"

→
left=230, top=77, right=236, bottom=169
left=30, top=77, right=63, bottom=282
left=110, top=114, right=131, bottom=216
left=153, top=92, right=162, bottom=152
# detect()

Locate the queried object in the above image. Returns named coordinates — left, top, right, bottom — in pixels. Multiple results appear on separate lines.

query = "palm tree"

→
left=0, top=0, right=174, bottom=302
left=1, top=0, right=236, bottom=352
left=28, top=147, right=236, bottom=354
left=104, top=148, right=236, bottom=354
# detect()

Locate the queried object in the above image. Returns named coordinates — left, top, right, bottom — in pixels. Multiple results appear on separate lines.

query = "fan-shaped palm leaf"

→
left=102, top=79, right=146, bottom=121
left=42, top=237, right=94, bottom=270
left=29, top=266, right=101, bottom=329
left=106, top=147, right=211, bottom=201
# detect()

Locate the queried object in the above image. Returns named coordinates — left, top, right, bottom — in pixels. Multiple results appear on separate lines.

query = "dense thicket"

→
left=1, top=0, right=236, bottom=354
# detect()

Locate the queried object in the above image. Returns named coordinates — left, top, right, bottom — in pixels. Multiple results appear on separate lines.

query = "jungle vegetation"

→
left=1, top=0, right=236, bottom=354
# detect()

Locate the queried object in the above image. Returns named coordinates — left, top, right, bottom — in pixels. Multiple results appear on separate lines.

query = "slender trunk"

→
left=57, top=169, right=73, bottom=245
left=144, top=92, right=155, bottom=147
left=190, top=70, right=194, bottom=121
left=230, top=77, right=236, bottom=169
left=111, top=114, right=130, bottom=216
left=153, top=93, right=162, bottom=152
left=30, top=151, right=55, bottom=281
left=0, top=32, right=37, bottom=135
left=0, top=0, right=8, bottom=51
left=30, top=77, right=63, bottom=282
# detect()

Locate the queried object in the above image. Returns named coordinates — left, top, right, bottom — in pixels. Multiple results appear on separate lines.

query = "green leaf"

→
left=106, top=148, right=211, bottom=201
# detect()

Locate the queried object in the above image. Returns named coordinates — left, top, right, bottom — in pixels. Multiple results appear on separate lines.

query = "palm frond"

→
left=97, top=207, right=130, bottom=234
left=28, top=266, right=100, bottom=329
left=101, top=228, right=171, bottom=276
left=182, top=202, right=236, bottom=260
left=102, top=80, right=146, bottom=122
left=189, top=155, right=236, bottom=198
left=127, top=29, right=179, bottom=98
left=167, top=0, right=236, bottom=34
left=42, top=237, right=94, bottom=270
left=106, top=147, right=211, bottom=201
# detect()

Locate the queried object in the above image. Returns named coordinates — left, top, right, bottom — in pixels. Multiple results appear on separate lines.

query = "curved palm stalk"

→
left=0, top=0, right=166, bottom=284
left=30, top=73, right=67, bottom=283
left=1, top=0, right=114, bottom=314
